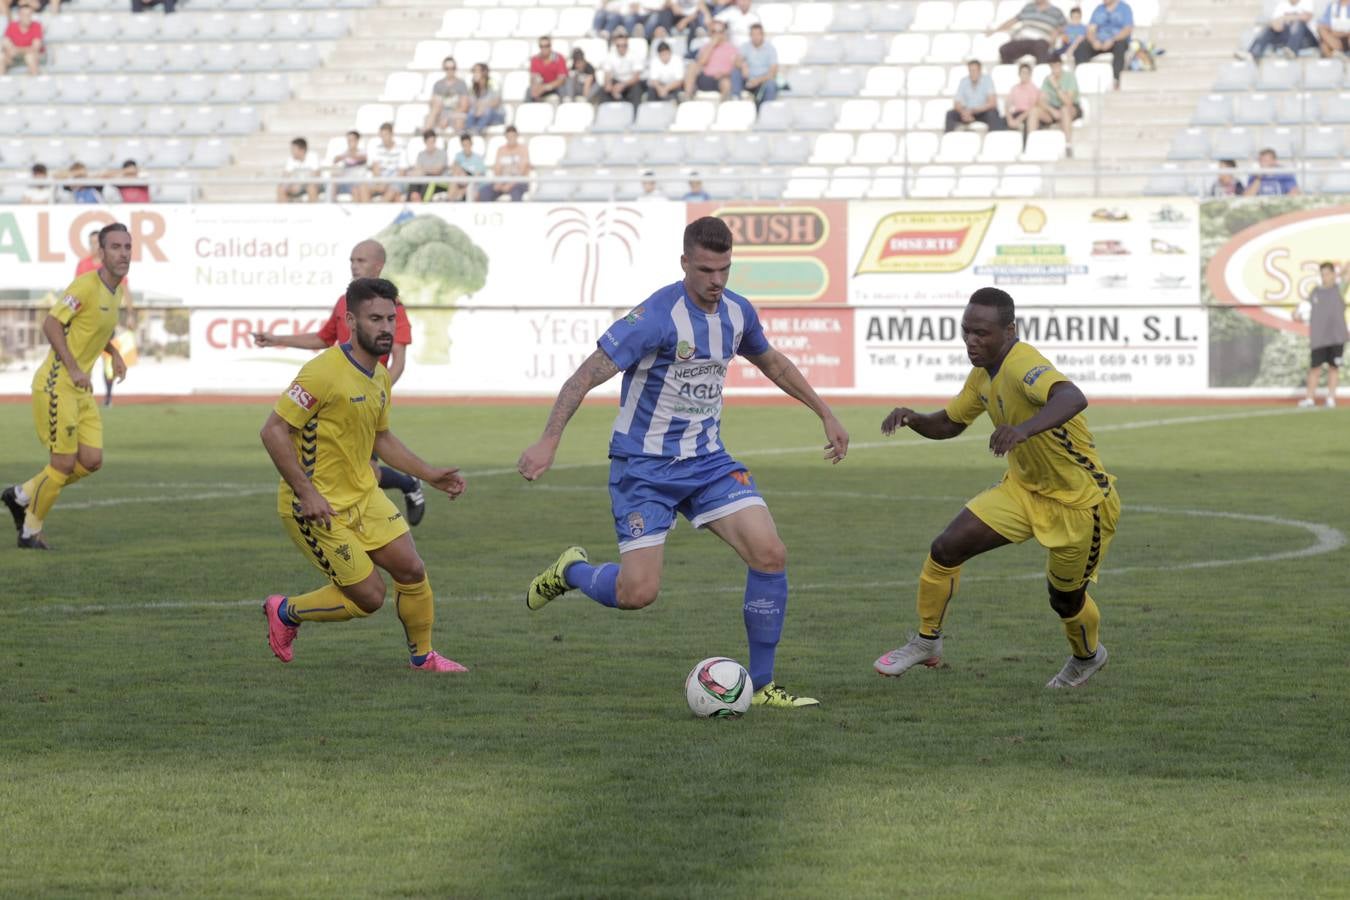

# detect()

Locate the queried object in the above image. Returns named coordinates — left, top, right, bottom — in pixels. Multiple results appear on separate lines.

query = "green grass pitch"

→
left=2, top=399, right=1347, bottom=897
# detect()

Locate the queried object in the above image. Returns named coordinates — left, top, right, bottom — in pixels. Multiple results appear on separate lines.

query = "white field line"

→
left=7, top=405, right=1338, bottom=615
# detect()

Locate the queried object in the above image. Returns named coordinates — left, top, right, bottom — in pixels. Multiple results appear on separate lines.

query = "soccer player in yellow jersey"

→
left=3, top=223, right=131, bottom=550
left=873, top=288, right=1119, bottom=689
left=258, top=277, right=469, bottom=672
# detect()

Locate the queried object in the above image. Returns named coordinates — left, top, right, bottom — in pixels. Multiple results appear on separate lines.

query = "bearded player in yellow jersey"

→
left=874, top=288, right=1120, bottom=689
left=4, top=223, right=131, bottom=550
left=259, top=277, right=469, bottom=672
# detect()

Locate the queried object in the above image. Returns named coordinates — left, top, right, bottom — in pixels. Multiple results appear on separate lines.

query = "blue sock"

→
left=277, top=598, right=301, bottom=627
left=379, top=466, right=417, bottom=493
left=563, top=560, right=620, bottom=608
left=743, top=568, right=787, bottom=690
left=410, top=651, right=429, bottom=665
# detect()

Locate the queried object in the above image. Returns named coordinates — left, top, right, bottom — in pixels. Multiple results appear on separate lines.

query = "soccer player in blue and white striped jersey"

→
left=517, top=217, right=849, bottom=709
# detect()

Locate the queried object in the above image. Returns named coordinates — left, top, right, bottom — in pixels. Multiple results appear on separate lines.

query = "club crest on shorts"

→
left=626, top=511, right=645, bottom=537
left=731, top=470, right=752, bottom=486
left=675, top=340, right=696, bottom=361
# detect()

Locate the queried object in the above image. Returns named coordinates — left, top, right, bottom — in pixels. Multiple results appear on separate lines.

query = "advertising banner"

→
left=1201, top=198, right=1350, bottom=388
left=847, top=198, right=1208, bottom=396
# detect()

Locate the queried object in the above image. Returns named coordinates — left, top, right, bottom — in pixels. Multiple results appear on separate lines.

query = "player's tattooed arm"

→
left=518, top=349, right=620, bottom=481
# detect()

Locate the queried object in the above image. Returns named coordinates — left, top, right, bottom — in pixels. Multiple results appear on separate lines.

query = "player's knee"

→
left=1047, top=582, right=1085, bottom=618
left=616, top=577, right=660, bottom=609
left=929, top=534, right=963, bottom=568
left=347, top=577, right=386, bottom=613
left=393, top=558, right=427, bottom=585
left=750, top=538, right=787, bottom=573
left=77, top=450, right=103, bottom=473
left=48, top=455, right=77, bottom=476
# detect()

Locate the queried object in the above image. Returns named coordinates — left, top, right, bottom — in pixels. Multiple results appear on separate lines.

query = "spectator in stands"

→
left=682, top=174, right=710, bottom=200
left=60, top=162, right=103, bottom=204
left=945, top=59, right=1002, bottom=132
left=130, top=0, right=176, bottom=11
left=564, top=47, right=598, bottom=101
left=637, top=170, right=668, bottom=200
left=277, top=137, right=319, bottom=203
left=2, top=0, right=60, bottom=17
left=1058, top=7, right=1088, bottom=58
left=357, top=122, right=405, bottom=202
left=76, top=229, right=101, bottom=276
left=593, top=1, right=641, bottom=39
left=408, top=130, right=448, bottom=203
left=1209, top=158, right=1245, bottom=196
left=448, top=133, right=485, bottom=202
left=425, top=57, right=469, bottom=132
left=637, top=0, right=671, bottom=38
left=990, top=0, right=1066, bottom=65
left=530, top=36, right=569, bottom=103
left=732, top=22, right=777, bottom=106
left=714, top=0, right=759, bottom=48
left=464, top=63, right=505, bottom=133
left=1074, top=0, right=1134, bottom=90
left=1036, top=55, right=1082, bottom=157
left=21, top=163, right=53, bottom=204
left=110, top=159, right=150, bottom=203
left=1005, top=63, right=1042, bottom=145
left=646, top=40, right=686, bottom=100
left=478, top=125, right=530, bottom=203
left=2, top=4, right=43, bottom=75
left=601, top=28, right=646, bottom=106
left=1240, top=0, right=1316, bottom=60
left=331, top=130, right=367, bottom=199
left=1246, top=147, right=1301, bottom=195
left=1317, top=0, right=1350, bottom=56
left=683, top=18, right=738, bottom=99
left=666, top=0, right=709, bottom=37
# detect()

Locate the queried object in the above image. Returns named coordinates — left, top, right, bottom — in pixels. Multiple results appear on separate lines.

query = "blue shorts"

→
left=609, top=451, right=767, bottom=552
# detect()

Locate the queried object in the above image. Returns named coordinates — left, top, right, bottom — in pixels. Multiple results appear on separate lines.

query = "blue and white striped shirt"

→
left=600, top=281, right=770, bottom=459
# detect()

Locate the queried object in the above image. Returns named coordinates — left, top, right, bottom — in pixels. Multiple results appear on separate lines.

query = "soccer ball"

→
left=685, top=657, right=753, bottom=718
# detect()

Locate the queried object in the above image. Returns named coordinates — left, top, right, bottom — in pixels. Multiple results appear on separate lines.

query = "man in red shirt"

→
left=528, top=35, right=568, bottom=102
left=3, top=4, right=44, bottom=75
left=251, top=239, right=427, bottom=525
left=75, top=228, right=102, bottom=278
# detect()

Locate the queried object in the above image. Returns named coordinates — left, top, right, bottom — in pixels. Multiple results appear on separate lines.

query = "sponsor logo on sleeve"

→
left=1023, top=365, right=1052, bottom=385
left=62, top=294, right=82, bottom=313
left=624, top=306, right=645, bottom=325
left=287, top=382, right=317, bottom=410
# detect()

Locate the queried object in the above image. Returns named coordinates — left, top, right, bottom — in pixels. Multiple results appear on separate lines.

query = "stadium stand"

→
left=2, top=0, right=1346, bottom=200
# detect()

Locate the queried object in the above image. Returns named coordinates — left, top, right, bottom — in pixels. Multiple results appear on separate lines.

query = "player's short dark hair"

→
left=968, top=287, right=1016, bottom=326
left=1321, top=261, right=1336, bottom=272
left=684, top=216, right=733, bottom=256
left=347, top=277, right=400, bottom=314
left=98, top=222, right=130, bottom=249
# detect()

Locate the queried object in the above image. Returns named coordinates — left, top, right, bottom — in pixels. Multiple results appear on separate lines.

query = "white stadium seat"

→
left=836, top=99, right=881, bottom=130
left=513, top=102, right=556, bottom=134
left=850, top=132, right=898, bottom=164
left=670, top=100, right=716, bottom=132
left=711, top=100, right=757, bottom=132
left=911, top=164, right=956, bottom=197
left=952, top=163, right=999, bottom=197
left=1023, top=129, right=1068, bottom=161
left=550, top=102, right=595, bottom=133
left=380, top=72, right=426, bottom=103
left=862, top=66, right=905, bottom=98
left=978, top=130, right=1024, bottom=163
left=809, top=132, right=854, bottom=165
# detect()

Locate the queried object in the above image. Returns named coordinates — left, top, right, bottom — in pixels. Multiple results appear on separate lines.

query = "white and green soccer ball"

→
left=685, top=657, right=753, bottom=718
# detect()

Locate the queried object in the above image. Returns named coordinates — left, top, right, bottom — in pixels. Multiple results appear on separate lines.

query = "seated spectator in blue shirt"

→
left=1073, top=0, right=1133, bottom=89
left=945, top=59, right=1003, bottom=132
left=681, top=174, right=711, bottom=201
left=1318, top=0, right=1350, bottom=55
left=1246, top=148, right=1300, bottom=196
left=732, top=23, right=778, bottom=105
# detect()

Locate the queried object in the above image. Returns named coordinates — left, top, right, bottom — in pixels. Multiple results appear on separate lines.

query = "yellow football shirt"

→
left=31, top=270, right=123, bottom=392
left=945, top=341, right=1113, bottom=509
left=272, top=344, right=392, bottom=514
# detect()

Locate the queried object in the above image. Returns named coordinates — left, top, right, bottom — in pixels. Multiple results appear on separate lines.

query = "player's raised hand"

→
left=251, top=331, right=278, bottom=348
left=295, top=487, right=336, bottom=530
left=70, top=366, right=93, bottom=392
left=517, top=439, right=557, bottom=481
left=881, top=407, right=917, bottom=435
left=426, top=466, right=466, bottom=500
left=989, top=424, right=1027, bottom=457
left=822, top=414, right=849, bottom=464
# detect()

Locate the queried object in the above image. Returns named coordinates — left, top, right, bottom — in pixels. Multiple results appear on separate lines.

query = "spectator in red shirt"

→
left=682, top=18, right=739, bottom=99
left=250, top=239, right=427, bottom=525
left=110, top=159, right=151, bottom=203
left=3, top=5, right=44, bottom=75
left=75, top=228, right=101, bottom=277
left=529, top=36, right=568, bottom=102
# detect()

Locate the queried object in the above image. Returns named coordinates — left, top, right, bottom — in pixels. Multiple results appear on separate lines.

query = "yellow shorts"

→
left=32, top=385, right=102, bottom=455
left=966, top=476, right=1121, bottom=592
left=280, top=488, right=410, bottom=587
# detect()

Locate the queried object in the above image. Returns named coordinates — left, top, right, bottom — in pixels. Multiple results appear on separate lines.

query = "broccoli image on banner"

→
left=377, top=213, right=489, bottom=365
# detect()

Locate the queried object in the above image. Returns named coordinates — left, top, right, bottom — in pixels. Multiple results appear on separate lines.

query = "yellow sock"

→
left=917, top=554, right=960, bottom=637
left=64, top=462, right=94, bottom=487
left=286, top=584, right=369, bottom=622
left=1061, top=593, right=1101, bottom=658
left=394, top=577, right=435, bottom=657
left=23, top=465, right=69, bottom=534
